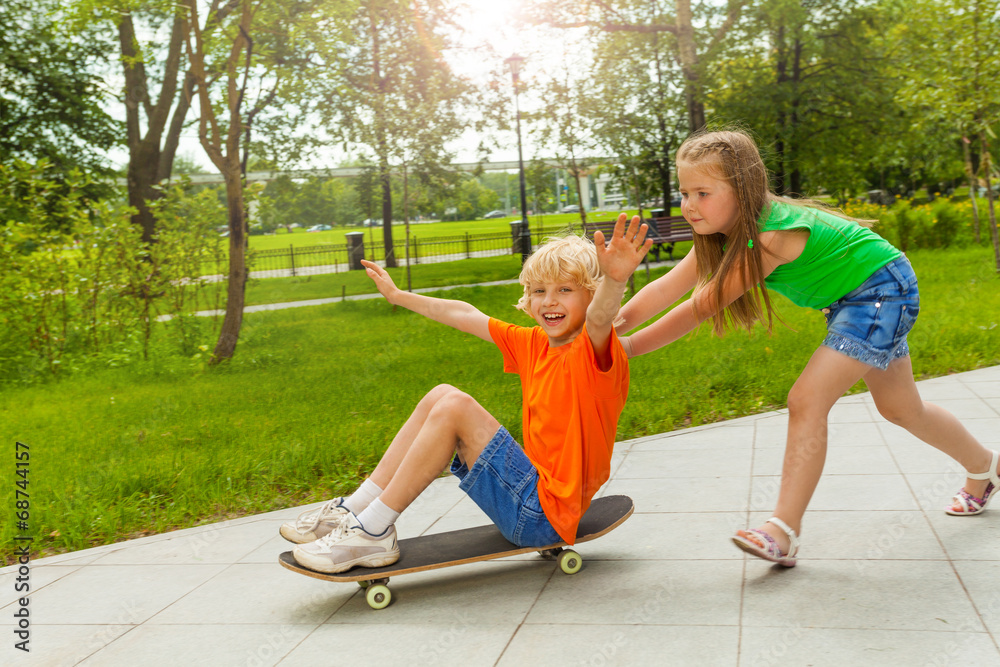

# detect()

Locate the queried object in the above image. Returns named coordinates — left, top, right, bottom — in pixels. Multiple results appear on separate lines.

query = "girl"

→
left=615, top=129, right=997, bottom=566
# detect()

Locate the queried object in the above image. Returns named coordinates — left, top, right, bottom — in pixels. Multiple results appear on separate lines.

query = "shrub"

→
left=0, top=162, right=227, bottom=384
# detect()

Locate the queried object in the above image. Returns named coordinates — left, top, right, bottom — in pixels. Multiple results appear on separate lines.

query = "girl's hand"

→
left=361, top=259, right=399, bottom=303
left=619, top=335, right=635, bottom=358
left=595, top=213, right=653, bottom=284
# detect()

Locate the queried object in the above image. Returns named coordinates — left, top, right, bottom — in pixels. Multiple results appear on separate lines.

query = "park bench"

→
left=584, top=215, right=693, bottom=262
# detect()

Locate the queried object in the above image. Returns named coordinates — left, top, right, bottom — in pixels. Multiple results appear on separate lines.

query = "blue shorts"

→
left=820, top=256, right=919, bottom=371
left=450, top=426, right=562, bottom=548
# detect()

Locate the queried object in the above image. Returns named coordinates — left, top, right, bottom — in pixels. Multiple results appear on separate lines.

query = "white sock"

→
left=356, top=498, right=400, bottom=535
left=343, top=478, right=383, bottom=515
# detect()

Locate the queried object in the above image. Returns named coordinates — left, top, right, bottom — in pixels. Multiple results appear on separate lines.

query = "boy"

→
left=282, top=215, right=651, bottom=573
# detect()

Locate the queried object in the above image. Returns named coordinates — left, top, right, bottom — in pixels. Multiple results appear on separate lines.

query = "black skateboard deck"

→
left=279, top=494, right=634, bottom=609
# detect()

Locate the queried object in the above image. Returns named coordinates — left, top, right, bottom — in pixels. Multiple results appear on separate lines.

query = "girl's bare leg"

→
left=863, top=356, right=994, bottom=505
left=750, top=347, right=872, bottom=552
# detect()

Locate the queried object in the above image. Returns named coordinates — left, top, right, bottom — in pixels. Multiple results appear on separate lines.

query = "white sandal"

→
left=732, top=516, right=800, bottom=567
left=946, top=450, right=1000, bottom=516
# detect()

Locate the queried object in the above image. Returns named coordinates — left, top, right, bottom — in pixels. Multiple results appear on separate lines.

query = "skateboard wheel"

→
left=358, top=580, right=370, bottom=589
left=366, top=584, right=392, bottom=610
left=558, top=549, right=582, bottom=575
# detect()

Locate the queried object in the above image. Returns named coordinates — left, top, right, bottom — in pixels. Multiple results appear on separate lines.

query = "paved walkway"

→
left=3, top=365, right=1000, bottom=666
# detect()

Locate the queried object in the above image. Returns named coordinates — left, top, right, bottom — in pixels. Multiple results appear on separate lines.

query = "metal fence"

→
left=200, top=224, right=578, bottom=280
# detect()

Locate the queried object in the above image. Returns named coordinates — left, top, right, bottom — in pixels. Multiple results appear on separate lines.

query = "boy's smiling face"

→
left=527, top=279, right=594, bottom=347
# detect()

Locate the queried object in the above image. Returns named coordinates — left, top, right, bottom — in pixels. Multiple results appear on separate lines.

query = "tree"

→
left=534, top=60, right=600, bottom=226
left=67, top=0, right=213, bottom=243
left=893, top=0, right=1000, bottom=270
left=317, top=0, right=477, bottom=267
left=0, top=0, right=119, bottom=221
left=585, top=16, right=687, bottom=212
left=184, top=0, right=318, bottom=361
left=523, top=0, right=747, bottom=133
left=710, top=0, right=904, bottom=198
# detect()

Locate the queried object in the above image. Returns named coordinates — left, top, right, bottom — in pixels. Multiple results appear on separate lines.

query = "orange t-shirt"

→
left=488, top=318, right=629, bottom=544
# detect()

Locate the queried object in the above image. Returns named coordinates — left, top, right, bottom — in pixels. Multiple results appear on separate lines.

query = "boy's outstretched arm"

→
left=361, top=259, right=492, bottom=342
left=587, top=213, right=653, bottom=370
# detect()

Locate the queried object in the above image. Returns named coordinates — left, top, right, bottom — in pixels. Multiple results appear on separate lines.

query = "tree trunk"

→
left=117, top=12, right=189, bottom=244
left=963, top=136, right=983, bottom=243
left=213, top=169, right=248, bottom=360
left=369, top=12, right=395, bottom=268
left=186, top=0, right=254, bottom=362
left=773, top=24, right=788, bottom=195
left=675, top=0, right=705, bottom=132
left=380, top=162, right=395, bottom=267
left=980, top=131, right=999, bottom=273
left=789, top=36, right=803, bottom=196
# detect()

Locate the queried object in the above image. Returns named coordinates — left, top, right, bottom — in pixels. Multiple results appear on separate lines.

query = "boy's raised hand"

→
left=594, top=213, right=653, bottom=283
left=361, top=259, right=400, bottom=303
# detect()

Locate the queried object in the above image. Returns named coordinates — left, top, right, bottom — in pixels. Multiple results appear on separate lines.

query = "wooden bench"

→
left=584, top=215, right=693, bottom=262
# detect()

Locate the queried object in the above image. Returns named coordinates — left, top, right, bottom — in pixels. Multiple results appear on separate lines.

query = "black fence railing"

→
left=200, top=224, right=580, bottom=279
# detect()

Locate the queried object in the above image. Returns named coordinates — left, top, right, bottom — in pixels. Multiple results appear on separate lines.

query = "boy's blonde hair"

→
left=515, top=234, right=601, bottom=312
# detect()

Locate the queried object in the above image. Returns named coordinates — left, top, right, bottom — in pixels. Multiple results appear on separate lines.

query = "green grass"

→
left=2, top=246, right=997, bottom=563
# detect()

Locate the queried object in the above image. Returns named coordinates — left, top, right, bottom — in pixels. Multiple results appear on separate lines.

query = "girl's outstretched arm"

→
left=622, top=230, right=797, bottom=357
left=615, top=249, right=699, bottom=336
left=361, top=259, right=492, bottom=342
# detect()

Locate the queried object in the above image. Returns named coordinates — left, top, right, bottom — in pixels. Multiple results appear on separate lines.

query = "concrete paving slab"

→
left=740, top=559, right=984, bottom=631
left=499, top=625, right=740, bottom=667
left=284, top=622, right=517, bottom=666
left=3, top=364, right=999, bottom=665
left=739, top=626, right=1000, bottom=666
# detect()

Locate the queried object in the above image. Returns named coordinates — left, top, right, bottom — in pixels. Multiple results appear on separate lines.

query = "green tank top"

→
left=761, top=201, right=902, bottom=309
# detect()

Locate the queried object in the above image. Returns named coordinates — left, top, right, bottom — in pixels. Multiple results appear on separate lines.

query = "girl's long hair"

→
left=678, top=130, right=774, bottom=336
left=677, top=129, right=871, bottom=336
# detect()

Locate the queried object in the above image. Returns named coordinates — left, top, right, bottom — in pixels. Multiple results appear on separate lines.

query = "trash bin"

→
left=345, top=232, right=365, bottom=271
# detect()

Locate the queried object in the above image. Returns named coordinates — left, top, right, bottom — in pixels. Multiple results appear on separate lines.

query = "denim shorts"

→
left=450, top=426, right=562, bottom=548
left=820, top=256, right=919, bottom=370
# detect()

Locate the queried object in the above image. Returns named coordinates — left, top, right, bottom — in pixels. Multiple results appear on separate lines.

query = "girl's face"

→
left=677, top=162, right=740, bottom=236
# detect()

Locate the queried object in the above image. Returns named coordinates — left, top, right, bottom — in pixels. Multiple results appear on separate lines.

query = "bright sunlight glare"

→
left=454, top=0, right=523, bottom=57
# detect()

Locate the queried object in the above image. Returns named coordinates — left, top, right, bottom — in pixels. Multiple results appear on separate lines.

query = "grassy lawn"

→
left=2, top=245, right=997, bottom=563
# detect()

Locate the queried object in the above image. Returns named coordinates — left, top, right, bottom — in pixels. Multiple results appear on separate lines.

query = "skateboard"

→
left=279, top=494, right=633, bottom=609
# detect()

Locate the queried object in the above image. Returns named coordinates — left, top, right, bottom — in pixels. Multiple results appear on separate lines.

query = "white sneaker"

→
left=292, top=514, right=400, bottom=574
left=279, top=498, right=351, bottom=544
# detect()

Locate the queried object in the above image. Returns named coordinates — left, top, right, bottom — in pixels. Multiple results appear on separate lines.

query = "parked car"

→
left=306, top=224, right=333, bottom=232
left=362, top=218, right=382, bottom=227
left=561, top=204, right=581, bottom=214
left=482, top=209, right=507, bottom=219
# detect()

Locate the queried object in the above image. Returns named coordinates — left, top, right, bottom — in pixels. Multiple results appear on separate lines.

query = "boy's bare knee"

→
left=426, top=387, right=472, bottom=420
left=423, top=383, right=459, bottom=404
left=436, top=388, right=478, bottom=414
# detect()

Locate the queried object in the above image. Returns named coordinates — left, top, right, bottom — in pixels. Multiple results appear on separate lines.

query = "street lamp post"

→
left=505, top=53, right=530, bottom=262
